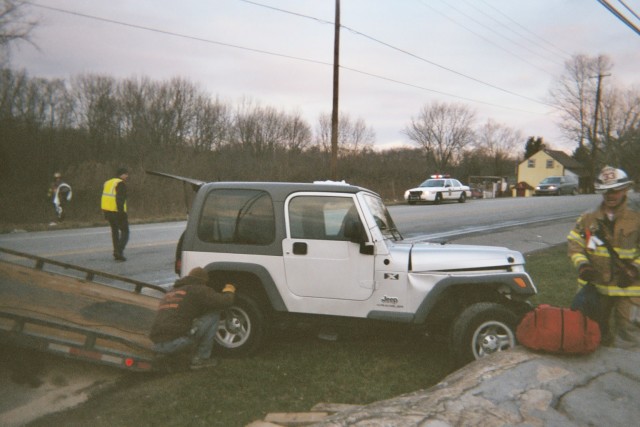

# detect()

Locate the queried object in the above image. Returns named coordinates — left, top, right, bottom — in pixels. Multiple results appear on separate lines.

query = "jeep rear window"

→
left=197, top=189, right=275, bottom=245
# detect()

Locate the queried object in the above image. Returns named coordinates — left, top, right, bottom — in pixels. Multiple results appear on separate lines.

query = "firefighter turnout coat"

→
left=567, top=199, right=640, bottom=296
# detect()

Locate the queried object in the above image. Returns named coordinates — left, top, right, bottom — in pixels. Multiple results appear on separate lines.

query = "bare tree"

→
left=71, top=74, right=120, bottom=158
left=474, top=119, right=521, bottom=176
left=404, top=102, right=476, bottom=172
left=316, top=112, right=374, bottom=156
left=598, top=86, right=640, bottom=168
left=282, top=110, right=312, bottom=153
left=191, top=95, right=232, bottom=152
left=549, top=54, right=613, bottom=186
left=0, top=0, right=37, bottom=66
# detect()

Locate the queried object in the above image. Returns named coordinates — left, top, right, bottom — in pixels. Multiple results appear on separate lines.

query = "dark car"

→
left=534, top=176, right=579, bottom=196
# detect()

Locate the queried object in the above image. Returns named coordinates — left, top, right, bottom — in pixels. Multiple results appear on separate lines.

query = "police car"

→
left=404, top=175, right=471, bottom=204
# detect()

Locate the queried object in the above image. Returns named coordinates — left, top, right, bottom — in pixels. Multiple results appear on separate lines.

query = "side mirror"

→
left=344, top=219, right=367, bottom=244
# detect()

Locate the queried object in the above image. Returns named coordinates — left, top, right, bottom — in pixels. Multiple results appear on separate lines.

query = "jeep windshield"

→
left=362, top=193, right=402, bottom=241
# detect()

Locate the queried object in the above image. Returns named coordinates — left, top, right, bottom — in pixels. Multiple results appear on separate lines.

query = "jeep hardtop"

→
left=176, top=180, right=537, bottom=366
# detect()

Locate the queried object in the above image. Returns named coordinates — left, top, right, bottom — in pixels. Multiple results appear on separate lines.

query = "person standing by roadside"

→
left=47, top=172, right=72, bottom=225
left=101, top=167, right=129, bottom=261
left=150, top=267, right=236, bottom=370
left=567, top=166, right=640, bottom=346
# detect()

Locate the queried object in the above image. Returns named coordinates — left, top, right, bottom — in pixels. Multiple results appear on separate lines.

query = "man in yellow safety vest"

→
left=101, top=167, right=130, bottom=261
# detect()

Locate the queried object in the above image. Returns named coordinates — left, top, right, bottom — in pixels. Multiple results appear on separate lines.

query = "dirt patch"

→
left=0, top=346, right=122, bottom=427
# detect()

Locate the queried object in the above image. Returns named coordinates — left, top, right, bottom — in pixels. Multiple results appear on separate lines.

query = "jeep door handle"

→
left=292, top=242, right=308, bottom=255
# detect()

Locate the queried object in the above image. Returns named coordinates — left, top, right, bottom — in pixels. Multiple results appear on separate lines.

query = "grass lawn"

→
left=27, top=244, right=578, bottom=427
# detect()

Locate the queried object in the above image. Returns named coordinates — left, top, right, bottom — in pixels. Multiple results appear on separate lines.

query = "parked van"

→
left=534, top=176, right=579, bottom=196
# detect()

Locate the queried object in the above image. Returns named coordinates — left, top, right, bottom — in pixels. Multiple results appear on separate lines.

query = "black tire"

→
left=434, top=193, right=443, bottom=204
left=174, top=231, right=185, bottom=275
left=214, top=294, right=267, bottom=357
left=458, top=192, right=466, bottom=203
left=450, top=302, right=518, bottom=367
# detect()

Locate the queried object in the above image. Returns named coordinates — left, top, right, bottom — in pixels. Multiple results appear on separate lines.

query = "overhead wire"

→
left=438, top=0, right=565, bottom=68
left=24, top=0, right=552, bottom=114
left=596, top=0, right=640, bottom=36
left=617, top=0, right=640, bottom=21
left=239, top=0, right=553, bottom=107
left=476, top=0, right=573, bottom=58
left=415, top=0, right=557, bottom=78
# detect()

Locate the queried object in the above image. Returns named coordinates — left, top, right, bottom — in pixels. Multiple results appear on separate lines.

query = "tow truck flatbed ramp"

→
left=0, top=247, right=166, bottom=371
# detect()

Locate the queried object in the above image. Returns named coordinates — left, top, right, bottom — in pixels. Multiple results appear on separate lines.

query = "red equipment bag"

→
left=516, top=304, right=601, bottom=354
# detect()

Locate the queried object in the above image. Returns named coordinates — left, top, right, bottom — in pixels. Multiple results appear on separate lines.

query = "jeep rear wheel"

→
left=215, top=294, right=266, bottom=357
left=450, top=302, right=517, bottom=367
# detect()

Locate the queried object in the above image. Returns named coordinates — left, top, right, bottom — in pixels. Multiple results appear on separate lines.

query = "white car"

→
left=404, top=176, right=471, bottom=204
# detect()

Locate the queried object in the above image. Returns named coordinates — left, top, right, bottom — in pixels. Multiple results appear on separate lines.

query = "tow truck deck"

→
left=0, top=247, right=165, bottom=371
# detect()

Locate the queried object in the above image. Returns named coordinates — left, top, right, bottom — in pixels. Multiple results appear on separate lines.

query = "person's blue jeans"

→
left=153, top=312, right=220, bottom=359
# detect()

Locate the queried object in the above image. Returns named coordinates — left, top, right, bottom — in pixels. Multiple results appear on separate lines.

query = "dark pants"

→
left=571, top=284, right=616, bottom=342
left=104, top=211, right=129, bottom=257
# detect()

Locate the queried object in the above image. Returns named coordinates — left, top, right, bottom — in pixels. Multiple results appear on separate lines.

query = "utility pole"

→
left=330, top=0, right=340, bottom=180
left=589, top=72, right=610, bottom=192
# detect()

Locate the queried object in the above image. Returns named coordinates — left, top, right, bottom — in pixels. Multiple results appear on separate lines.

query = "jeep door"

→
left=283, top=194, right=375, bottom=301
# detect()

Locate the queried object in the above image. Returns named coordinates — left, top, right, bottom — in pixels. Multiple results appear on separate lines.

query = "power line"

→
left=476, top=0, right=572, bottom=58
left=414, top=0, right=557, bottom=78
left=596, top=0, right=640, bottom=36
left=24, top=1, right=552, bottom=114
left=439, top=0, right=565, bottom=67
left=617, top=0, right=640, bottom=21
left=239, top=0, right=553, bottom=106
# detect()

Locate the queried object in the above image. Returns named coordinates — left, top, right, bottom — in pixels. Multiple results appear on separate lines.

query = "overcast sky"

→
left=9, top=0, right=640, bottom=153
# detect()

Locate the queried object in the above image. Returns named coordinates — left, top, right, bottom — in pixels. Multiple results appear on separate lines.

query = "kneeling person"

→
left=150, top=267, right=236, bottom=370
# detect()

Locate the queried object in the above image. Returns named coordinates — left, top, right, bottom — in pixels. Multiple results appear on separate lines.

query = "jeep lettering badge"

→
left=381, top=295, right=399, bottom=304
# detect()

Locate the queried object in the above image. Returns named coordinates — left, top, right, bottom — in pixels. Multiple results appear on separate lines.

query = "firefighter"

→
left=101, top=167, right=129, bottom=261
left=567, top=166, right=640, bottom=346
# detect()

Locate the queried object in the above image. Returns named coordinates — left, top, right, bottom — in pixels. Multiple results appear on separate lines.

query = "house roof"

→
left=544, top=149, right=587, bottom=176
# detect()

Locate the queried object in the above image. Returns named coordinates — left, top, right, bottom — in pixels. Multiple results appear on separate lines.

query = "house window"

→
left=546, top=160, right=554, bottom=168
left=527, top=159, right=535, bottom=168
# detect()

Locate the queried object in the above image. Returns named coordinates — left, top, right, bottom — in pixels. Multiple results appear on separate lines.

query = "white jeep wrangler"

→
left=176, top=180, right=537, bottom=366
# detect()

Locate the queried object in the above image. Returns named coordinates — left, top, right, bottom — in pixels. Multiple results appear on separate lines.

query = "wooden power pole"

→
left=330, top=0, right=340, bottom=180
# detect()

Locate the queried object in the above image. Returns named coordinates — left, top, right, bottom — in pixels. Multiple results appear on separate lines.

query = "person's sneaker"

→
left=190, top=357, right=218, bottom=370
left=114, top=254, right=127, bottom=261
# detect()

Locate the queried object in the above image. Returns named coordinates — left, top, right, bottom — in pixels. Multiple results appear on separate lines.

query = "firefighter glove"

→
left=618, top=265, right=638, bottom=288
left=222, top=284, right=236, bottom=294
left=578, top=264, right=598, bottom=283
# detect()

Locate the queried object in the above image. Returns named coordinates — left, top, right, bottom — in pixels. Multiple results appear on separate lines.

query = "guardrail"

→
left=0, top=246, right=167, bottom=294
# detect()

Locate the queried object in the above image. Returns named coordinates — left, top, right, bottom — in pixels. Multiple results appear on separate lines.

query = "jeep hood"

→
left=394, top=242, right=524, bottom=272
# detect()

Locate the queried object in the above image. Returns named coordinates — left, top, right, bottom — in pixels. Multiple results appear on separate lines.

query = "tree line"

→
left=0, top=61, right=637, bottom=226
left=0, top=67, right=526, bottom=226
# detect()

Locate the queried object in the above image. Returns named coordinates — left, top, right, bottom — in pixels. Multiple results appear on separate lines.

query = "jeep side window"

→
left=289, top=196, right=359, bottom=241
left=197, top=189, right=275, bottom=245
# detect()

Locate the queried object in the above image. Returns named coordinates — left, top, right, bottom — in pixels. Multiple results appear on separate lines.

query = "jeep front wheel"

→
left=215, top=294, right=266, bottom=357
left=450, top=302, right=517, bottom=367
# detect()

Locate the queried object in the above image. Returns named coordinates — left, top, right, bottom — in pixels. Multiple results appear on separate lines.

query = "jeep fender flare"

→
left=203, top=261, right=287, bottom=312
left=412, top=272, right=536, bottom=324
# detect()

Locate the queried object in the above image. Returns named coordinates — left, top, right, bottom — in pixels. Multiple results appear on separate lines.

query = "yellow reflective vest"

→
left=567, top=200, right=640, bottom=296
left=101, top=178, right=127, bottom=212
